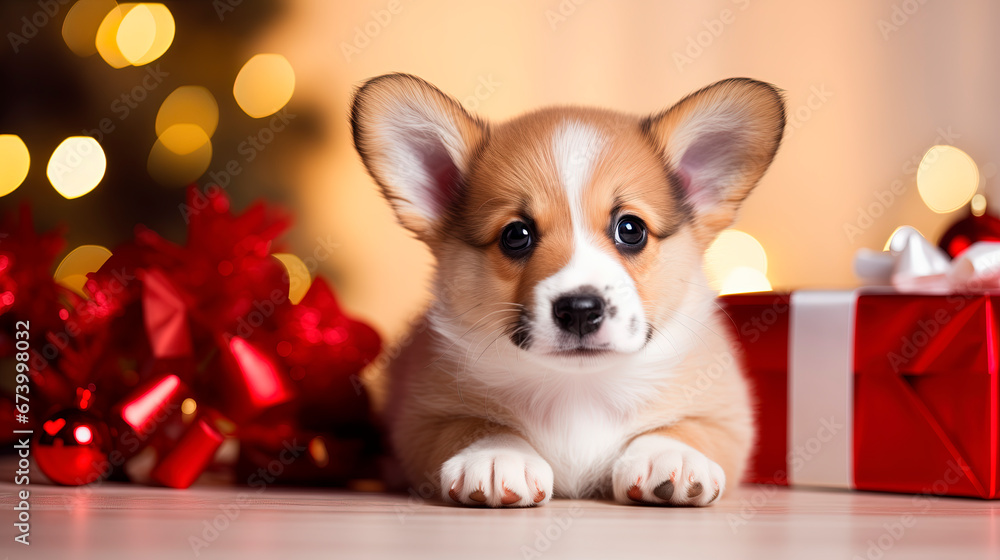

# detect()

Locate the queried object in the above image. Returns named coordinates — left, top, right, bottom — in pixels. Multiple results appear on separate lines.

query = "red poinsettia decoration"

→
left=1, top=186, right=383, bottom=488
left=0, top=206, right=74, bottom=445
left=0, top=205, right=69, bottom=343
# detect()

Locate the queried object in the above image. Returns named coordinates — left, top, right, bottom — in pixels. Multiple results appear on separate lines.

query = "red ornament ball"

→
left=35, top=409, right=113, bottom=486
left=938, top=212, right=1000, bottom=258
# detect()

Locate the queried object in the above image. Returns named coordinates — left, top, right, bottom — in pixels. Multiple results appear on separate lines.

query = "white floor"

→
left=3, top=481, right=1000, bottom=559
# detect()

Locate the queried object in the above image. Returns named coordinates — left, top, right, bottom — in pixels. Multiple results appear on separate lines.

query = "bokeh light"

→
left=62, top=0, right=118, bottom=57
left=704, top=229, right=769, bottom=290
left=273, top=253, right=311, bottom=304
left=156, top=86, right=219, bottom=140
left=309, top=437, right=330, bottom=468
left=116, top=4, right=157, bottom=63
left=74, top=425, right=94, bottom=445
left=147, top=125, right=212, bottom=186
left=718, top=266, right=773, bottom=296
left=0, top=135, right=30, bottom=197
left=47, top=136, right=107, bottom=199
left=95, top=5, right=132, bottom=68
left=181, top=398, right=197, bottom=416
left=96, top=3, right=174, bottom=68
left=156, top=123, right=211, bottom=155
left=54, top=245, right=113, bottom=296
left=233, top=54, right=296, bottom=118
left=971, top=193, right=987, bottom=217
left=917, top=145, right=979, bottom=214
left=124, top=3, right=175, bottom=66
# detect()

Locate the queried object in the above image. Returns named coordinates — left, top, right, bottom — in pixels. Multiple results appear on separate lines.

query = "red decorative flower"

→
left=1, top=186, right=382, bottom=487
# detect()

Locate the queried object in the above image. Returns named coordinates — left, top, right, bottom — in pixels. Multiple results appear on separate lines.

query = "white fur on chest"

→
left=518, top=394, right=632, bottom=498
left=471, top=348, right=686, bottom=499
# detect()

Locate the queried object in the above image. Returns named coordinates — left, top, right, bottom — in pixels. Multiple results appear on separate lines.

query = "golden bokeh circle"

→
left=233, top=54, right=296, bottom=118
left=917, top=145, right=979, bottom=214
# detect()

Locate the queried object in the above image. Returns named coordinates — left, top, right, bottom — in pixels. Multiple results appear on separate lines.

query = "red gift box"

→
left=721, top=291, right=1000, bottom=499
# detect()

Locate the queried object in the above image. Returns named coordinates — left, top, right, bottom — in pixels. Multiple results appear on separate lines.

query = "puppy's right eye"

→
left=500, top=222, right=533, bottom=256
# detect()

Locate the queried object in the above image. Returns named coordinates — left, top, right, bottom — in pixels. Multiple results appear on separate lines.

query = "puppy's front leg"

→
left=397, top=417, right=554, bottom=507
left=441, top=431, right=554, bottom=507
left=612, top=419, right=746, bottom=506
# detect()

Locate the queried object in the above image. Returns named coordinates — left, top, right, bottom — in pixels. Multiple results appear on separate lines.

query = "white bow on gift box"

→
left=854, top=226, right=1000, bottom=292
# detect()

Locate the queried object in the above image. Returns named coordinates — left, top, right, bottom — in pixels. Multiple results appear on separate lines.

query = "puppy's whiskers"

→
left=430, top=303, right=523, bottom=362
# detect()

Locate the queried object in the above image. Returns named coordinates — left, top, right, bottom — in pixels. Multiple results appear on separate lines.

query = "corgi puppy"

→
left=350, top=74, right=784, bottom=507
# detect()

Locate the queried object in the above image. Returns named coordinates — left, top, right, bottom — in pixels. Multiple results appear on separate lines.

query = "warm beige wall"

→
left=257, top=0, right=1000, bottom=341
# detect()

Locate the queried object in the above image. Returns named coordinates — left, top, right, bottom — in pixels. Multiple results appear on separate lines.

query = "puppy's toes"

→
left=612, top=435, right=725, bottom=507
left=440, top=434, right=554, bottom=507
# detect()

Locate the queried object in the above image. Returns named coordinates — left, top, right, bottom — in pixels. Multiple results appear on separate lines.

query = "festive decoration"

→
left=721, top=213, right=1000, bottom=499
left=938, top=212, right=1000, bottom=258
left=722, top=291, right=1000, bottom=499
left=0, top=205, right=68, bottom=332
left=855, top=226, right=1000, bottom=292
left=0, top=187, right=382, bottom=488
left=54, top=244, right=114, bottom=296
left=34, top=408, right=112, bottom=486
left=853, top=293, right=998, bottom=498
left=150, top=413, right=226, bottom=489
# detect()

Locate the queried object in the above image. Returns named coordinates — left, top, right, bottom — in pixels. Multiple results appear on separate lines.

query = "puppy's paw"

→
left=612, top=435, right=725, bottom=507
left=441, top=434, right=554, bottom=507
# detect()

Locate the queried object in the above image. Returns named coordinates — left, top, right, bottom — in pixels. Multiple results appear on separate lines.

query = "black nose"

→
left=553, top=295, right=605, bottom=337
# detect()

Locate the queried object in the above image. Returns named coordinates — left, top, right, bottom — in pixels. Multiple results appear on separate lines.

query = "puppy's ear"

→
left=643, top=78, right=785, bottom=235
left=351, top=73, right=487, bottom=238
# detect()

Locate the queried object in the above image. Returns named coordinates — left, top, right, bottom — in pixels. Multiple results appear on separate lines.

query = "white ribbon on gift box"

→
left=786, top=227, right=1000, bottom=488
left=788, top=291, right=856, bottom=488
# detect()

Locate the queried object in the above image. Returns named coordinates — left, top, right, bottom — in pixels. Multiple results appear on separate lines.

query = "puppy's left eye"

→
left=614, top=216, right=647, bottom=248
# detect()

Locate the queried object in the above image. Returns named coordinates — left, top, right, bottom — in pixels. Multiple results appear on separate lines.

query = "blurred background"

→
left=2, top=0, right=999, bottom=345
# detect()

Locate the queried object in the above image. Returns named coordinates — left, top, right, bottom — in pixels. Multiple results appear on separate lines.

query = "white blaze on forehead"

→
left=528, top=121, right=647, bottom=353
left=552, top=121, right=605, bottom=238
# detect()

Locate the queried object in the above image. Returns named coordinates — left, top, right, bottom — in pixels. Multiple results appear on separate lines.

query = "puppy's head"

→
left=351, top=74, right=784, bottom=366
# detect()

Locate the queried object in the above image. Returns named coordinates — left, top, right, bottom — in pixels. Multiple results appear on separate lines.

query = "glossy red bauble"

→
left=938, top=212, right=1000, bottom=258
left=35, top=409, right=113, bottom=486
